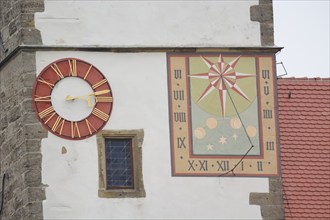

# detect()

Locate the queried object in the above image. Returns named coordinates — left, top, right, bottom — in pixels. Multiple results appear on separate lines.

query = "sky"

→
left=273, top=0, right=330, bottom=78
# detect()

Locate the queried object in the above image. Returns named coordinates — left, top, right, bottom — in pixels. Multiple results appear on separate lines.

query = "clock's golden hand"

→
left=92, top=90, right=110, bottom=96
left=65, top=90, right=110, bottom=108
left=65, top=95, right=86, bottom=101
left=64, top=95, right=93, bottom=108
left=87, top=96, right=93, bottom=108
left=65, top=90, right=110, bottom=101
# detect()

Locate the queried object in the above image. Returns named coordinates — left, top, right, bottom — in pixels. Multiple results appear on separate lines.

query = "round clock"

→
left=32, top=58, right=113, bottom=140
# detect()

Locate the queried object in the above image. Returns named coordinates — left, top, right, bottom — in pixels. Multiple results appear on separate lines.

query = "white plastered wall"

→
left=37, top=51, right=268, bottom=219
left=35, top=1, right=268, bottom=219
left=35, top=0, right=261, bottom=47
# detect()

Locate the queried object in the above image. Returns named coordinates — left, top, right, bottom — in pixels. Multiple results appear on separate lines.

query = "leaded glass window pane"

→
left=105, top=139, right=133, bottom=189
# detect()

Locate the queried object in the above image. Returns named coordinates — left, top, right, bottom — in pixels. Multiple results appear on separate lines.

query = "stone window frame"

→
left=97, top=129, right=146, bottom=198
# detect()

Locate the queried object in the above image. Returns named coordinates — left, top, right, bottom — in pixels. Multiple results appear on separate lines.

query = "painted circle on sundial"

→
left=206, top=117, right=218, bottom=129
left=246, top=125, right=257, bottom=137
left=194, top=127, right=206, bottom=139
left=230, top=117, right=242, bottom=129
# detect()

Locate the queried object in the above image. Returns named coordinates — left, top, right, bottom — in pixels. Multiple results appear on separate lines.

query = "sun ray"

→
left=229, top=55, right=241, bottom=68
left=218, top=89, right=227, bottom=116
left=222, top=63, right=231, bottom=74
left=200, top=56, right=214, bottom=68
left=197, top=83, right=215, bottom=102
left=192, top=54, right=255, bottom=117
left=224, top=75, right=236, bottom=80
left=218, top=54, right=226, bottom=63
left=219, top=79, right=224, bottom=90
left=213, top=78, right=221, bottom=88
left=223, top=77, right=235, bottom=88
left=235, top=72, right=256, bottom=79
left=210, top=68, right=221, bottom=76
left=223, top=67, right=235, bottom=76
left=231, top=83, right=250, bottom=101
left=212, top=64, right=221, bottom=73
left=190, top=72, right=210, bottom=79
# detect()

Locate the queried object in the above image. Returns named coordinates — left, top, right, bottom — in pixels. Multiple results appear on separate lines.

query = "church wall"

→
left=0, top=0, right=283, bottom=219
left=37, top=51, right=269, bottom=219
left=34, top=1, right=279, bottom=219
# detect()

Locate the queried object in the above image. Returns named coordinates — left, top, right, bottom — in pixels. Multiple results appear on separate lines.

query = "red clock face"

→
left=32, top=58, right=113, bottom=140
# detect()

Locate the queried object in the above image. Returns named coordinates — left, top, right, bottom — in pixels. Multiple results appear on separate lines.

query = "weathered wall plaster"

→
left=35, top=0, right=261, bottom=47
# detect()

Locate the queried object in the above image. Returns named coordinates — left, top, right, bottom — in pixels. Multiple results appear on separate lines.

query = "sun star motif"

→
left=219, top=136, right=227, bottom=145
left=207, top=144, right=214, bottom=151
left=190, top=54, right=255, bottom=117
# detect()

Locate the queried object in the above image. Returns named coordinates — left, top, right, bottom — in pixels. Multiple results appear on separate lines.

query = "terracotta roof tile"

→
left=277, top=77, right=330, bottom=220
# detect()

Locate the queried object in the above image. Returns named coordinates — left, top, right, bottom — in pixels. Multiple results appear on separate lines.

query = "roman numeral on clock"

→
left=83, top=65, right=93, bottom=80
left=34, top=95, right=51, bottom=102
left=92, top=108, right=109, bottom=121
left=85, top=119, right=97, bottom=135
left=68, top=59, right=77, bottom=76
left=52, top=116, right=65, bottom=134
left=39, top=106, right=55, bottom=119
left=51, top=63, right=64, bottom=79
left=95, top=96, right=113, bottom=103
left=37, top=77, right=54, bottom=88
left=92, top=79, right=107, bottom=89
left=71, top=121, right=81, bottom=138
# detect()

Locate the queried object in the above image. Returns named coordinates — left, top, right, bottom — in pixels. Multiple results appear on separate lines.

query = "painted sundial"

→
left=167, top=52, right=280, bottom=177
left=189, top=55, right=259, bottom=156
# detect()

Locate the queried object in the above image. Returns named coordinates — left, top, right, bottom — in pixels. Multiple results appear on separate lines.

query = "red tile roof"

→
left=277, top=77, right=330, bottom=220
